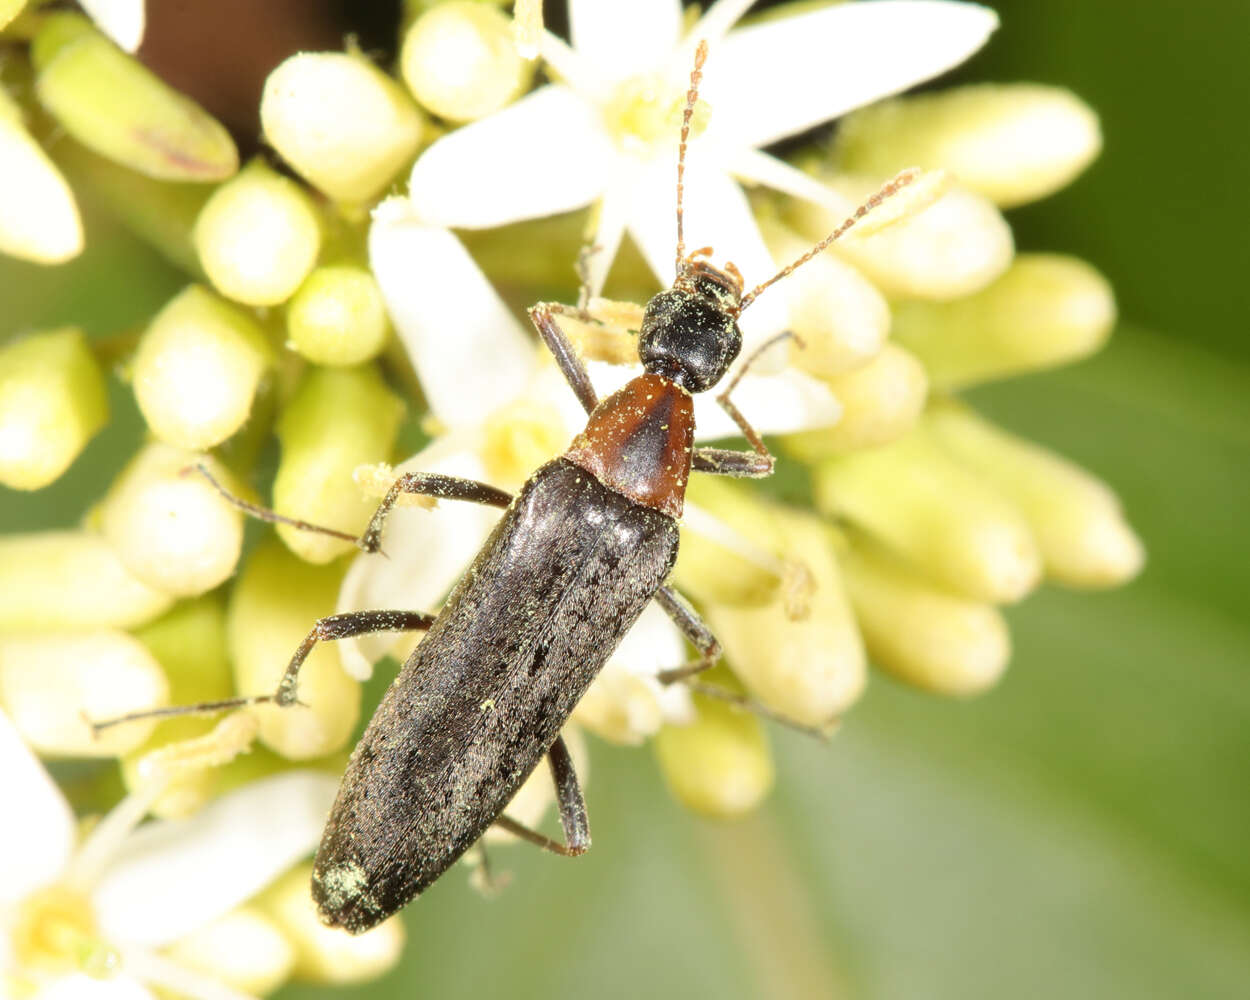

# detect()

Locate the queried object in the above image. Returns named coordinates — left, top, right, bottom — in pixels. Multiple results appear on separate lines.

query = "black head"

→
left=639, top=260, right=743, bottom=393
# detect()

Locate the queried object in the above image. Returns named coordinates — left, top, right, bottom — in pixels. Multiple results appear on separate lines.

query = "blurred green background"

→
left=2, top=1, right=1247, bottom=998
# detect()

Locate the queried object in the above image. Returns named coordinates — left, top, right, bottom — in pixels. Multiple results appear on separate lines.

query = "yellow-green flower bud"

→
left=194, top=160, right=322, bottom=306
left=0, top=87, right=83, bottom=264
left=122, top=597, right=237, bottom=817
left=814, top=427, right=1042, bottom=604
left=705, top=508, right=866, bottom=727
left=132, top=284, right=271, bottom=449
left=834, top=84, right=1102, bottom=209
left=782, top=342, right=928, bottom=457
left=260, top=863, right=405, bottom=983
left=401, top=2, right=531, bottom=123
left=273, top=364, right=404, bottom=564
left=99, top=444, right=244, bottom=597
left=1, top=0, right=28, bottom=31
left=286, top=265, right=390, bottom=366
left=759, top=217, right=888, bottom=377
left=0, top=328, right=106, bottom=489
left=891, top=253, right=1116, bottom=390
left=926, top=402, right=1144, bottom=588
left=787, top=176, right=1012, bottom=300
left=228, top=540, right=360, bottom=759
left=839, top=536, right=1009, bottom=695
left=261, top=52, right=425, bottom=204
left=32, top=14, right=237, bottom=181
left=164, top=907, right=294, bottom=996
left=0, top=630, right=168, bottom=756
left=654, top=693, right=773, bottom=818
left=0, top=531, right=172, bottom=632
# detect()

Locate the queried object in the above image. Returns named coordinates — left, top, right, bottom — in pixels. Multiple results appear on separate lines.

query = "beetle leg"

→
left=494, top=735, right=591, bottom=856
left=190, top=462, right=511, bottom=554
left=691, top=447, right=773, bottom=479
left=653, top=585, right=835, bottom=740
left=529, top=302, right=600, bottom=416
left=88, top=610, right=435, bottom=734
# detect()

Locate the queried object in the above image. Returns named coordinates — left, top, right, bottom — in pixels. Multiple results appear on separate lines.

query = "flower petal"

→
left=336, top=442, right=505, bottom=680
left=370, top=199, right=534, bottom=429
left=78, top=0, right=146, bottom=52
left=92, top=771, right=339, bottom=948
left=626, top=159, right=790, bottom=352
left=692, top=368, right=842, bottom=440
left=702, top=0, right=999, bottom=148
left=407, top=85, right=613, bottom=228
left=569, top=0, right=683, bottom=81
left=0, top=708, right=74, bottom=904
left=35, top=973, right=155, bottom=1000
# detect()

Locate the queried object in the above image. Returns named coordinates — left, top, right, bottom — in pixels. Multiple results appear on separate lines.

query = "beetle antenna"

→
left=737, top=168, right=922, bottom=314
left=675, top=39, right=709, bottom=279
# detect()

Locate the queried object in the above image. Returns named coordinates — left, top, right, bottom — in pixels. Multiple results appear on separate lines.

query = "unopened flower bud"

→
left=0, top=531, right=172, bottom=632
left=759, top=217, right=888, bottom=377
left=274, top=364, right=404, bottom=564
left=0, top=87, right=82, bottom=264
left=892, top=253, right=1116, bottom=390
left=287, top=266, right=391, bottom=366
left=228, top=540, right=360, bottom=759
left=0, top=630, right=168, bottom=755
left=654, top=692, right=773, bottom=818
left=0, top=327, right=106, bottom=489
left=401, top=2, right=532, bottom=123
left=260, top=863, right=404, bottom=984
left=132, top=284, right=272, bottom=449
left=814, top=427, right=1042, bottom=604
left=927, top=403, right=1144, bottom=587
left=839, top=536, right=1009, bottom=695
left=99, top=444, right=244, bottom=597
left=164, top=906, right=294, bottom=996
left=33, top=14, right=236, bottom=180
left=262, top=52, right=424, bottom=204
left=834, top=84, right=1101, bottom=208
left=195, top=160, right=322, bottom=307
left=782, top=342, right=928, bottom=457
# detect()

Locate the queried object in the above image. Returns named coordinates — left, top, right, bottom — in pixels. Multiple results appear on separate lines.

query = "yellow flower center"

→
left=482, top=397, right=568, bottom=488
left=601, top=72, right=710, bottom=156
left=11, top=885, right=118, bottom=981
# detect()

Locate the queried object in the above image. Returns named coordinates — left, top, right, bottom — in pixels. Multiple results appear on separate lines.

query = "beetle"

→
left=96, top=41, right=920, bottom=933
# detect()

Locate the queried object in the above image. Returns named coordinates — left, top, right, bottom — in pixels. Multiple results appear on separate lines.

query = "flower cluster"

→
left=0, top=0, right=1140, bottom=995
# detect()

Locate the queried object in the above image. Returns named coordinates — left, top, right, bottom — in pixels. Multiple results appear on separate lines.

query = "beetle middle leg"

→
left=90, top=609, right=436, bottom=733
left=494, top=735, right=591, bottom=856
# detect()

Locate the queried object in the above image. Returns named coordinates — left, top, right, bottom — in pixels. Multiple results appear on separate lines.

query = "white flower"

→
left=406, top=0, right=998, bottom=345
left=79, top=0, right=146, bottom=53
left=0, top=708, right=337, bottom=1000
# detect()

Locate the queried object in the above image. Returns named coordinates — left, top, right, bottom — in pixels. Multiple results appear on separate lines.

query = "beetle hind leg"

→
left=494, top=735, right=591, bottom=857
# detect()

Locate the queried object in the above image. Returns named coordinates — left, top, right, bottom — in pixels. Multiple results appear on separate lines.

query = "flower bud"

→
left=163, top=906, right=294, bottom=997
left=839, top=536, right=1009, bottom=695
left=705, top=508, right=866, bottom=727
left=260, top=863, right=405, bottom=984
left=261, top=52, right=424, bottom=203
left=786, top=176, right=1012, bottom=300
left=228, top=540, right=360, bottom=759
left=892, top=254, right=1116, bottom=390
left=274, top=364, right=404, bottom=564
left=0, top=88, right=82, bottom=264
left=132, top=285, right=271, bottom=449
left=99, top=444, right=244, bottom=597
left=834, top=84, right=1101, bottom=208
left=287, top=266, right=391, bottom=366
left=1, top=1, right=28, bottom=30
left=759, top=217, right=888, bottom=377
left=654, top=692, right=773, bottom=818
left=0, top=630, right=168, bottom=756
left=33, top=14, right=236, bottom=181
left=0, top=531, right=172, bottom=632
left=401, top=2, right=532, bottom=123
left=813, top=427, right=1042, bottom=604
left=926, top=403, right=1144, bottom=587
left=782, top=342, right=927, bottom=457
left=194, top=160, right=321, bottom=307
left=0, top=328, right=106, bottom=489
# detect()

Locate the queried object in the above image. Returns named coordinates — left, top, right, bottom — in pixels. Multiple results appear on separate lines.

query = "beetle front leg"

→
left=529, top=302, right=600, bottom=416
left=494, top=735, right=590, bottom=856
